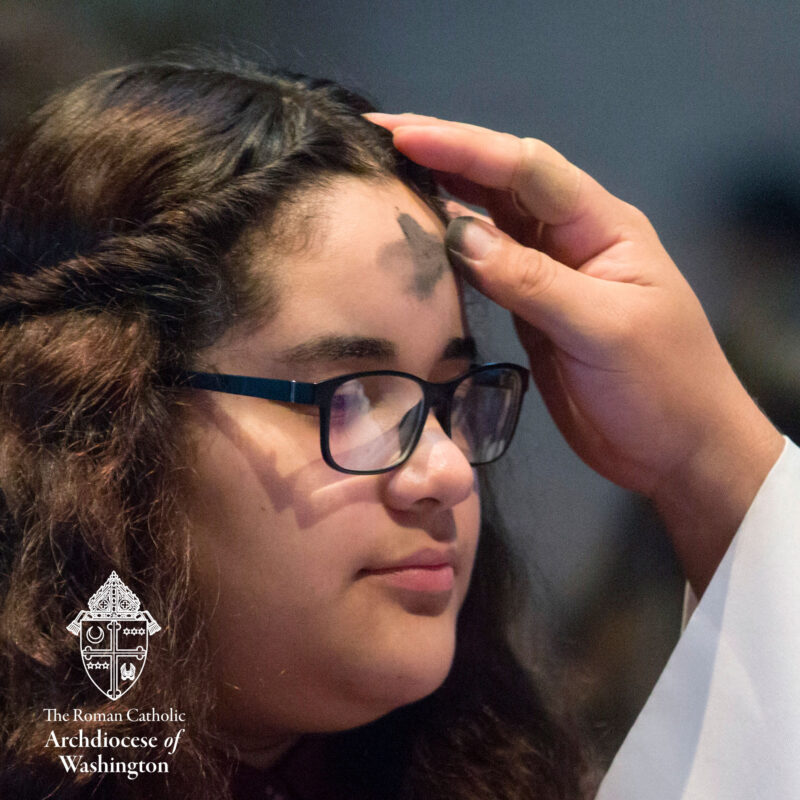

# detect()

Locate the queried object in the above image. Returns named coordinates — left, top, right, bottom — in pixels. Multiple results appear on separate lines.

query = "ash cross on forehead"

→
left=394, top=211, right=448, bottom=300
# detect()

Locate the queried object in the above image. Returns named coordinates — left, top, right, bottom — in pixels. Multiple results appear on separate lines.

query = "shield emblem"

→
left=68, top=572, right=160, bottom=701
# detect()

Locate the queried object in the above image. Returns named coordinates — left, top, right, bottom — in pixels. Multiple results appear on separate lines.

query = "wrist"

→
left=652, top=393, right=784, bottom=596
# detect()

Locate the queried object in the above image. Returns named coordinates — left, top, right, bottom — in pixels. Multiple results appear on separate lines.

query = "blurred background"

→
left=3, top=0, right=798, bottom=765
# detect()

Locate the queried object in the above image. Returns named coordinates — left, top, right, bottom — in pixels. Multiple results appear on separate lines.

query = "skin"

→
left=366, top=112, right=785, bottom=595
left=184, top=177, right=481, bottom=766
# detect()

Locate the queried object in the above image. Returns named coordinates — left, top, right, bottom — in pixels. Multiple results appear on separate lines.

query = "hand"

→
left=366, top=112, right=784, bottom=593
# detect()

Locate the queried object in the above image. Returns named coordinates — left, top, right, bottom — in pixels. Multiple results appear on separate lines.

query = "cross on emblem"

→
left=67, top=572, right=160, bottom=700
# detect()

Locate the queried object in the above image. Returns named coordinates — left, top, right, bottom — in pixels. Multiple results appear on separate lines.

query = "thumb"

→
left=445, top=216, right=609, bottom=350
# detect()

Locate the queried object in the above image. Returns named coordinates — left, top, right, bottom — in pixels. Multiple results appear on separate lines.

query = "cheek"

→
left=186, top=415, right=371, bottom=729
left=186, top=399, right=358, bottom=624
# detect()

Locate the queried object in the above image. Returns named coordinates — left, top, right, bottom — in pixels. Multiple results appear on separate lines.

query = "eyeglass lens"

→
left=327, top=368, right=522, bottom=472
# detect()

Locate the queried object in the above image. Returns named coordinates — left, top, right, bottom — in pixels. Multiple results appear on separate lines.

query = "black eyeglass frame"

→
left=175, top=362, right=529, bottom=475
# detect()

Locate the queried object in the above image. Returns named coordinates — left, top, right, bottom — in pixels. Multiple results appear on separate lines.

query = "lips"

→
left=360, top=548, right=456, bottom=593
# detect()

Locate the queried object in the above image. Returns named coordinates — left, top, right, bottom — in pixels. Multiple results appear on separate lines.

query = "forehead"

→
left=277, top=176, right=449, bottom=300
left=218, top=177, right=465, bottom=372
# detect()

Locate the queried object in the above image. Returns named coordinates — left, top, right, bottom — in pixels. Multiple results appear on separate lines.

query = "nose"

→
left=382, top=411, right=476, bottom=513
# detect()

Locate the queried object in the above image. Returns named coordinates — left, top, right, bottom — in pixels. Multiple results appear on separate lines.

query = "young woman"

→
left=2, top=51, right=791, bottom=800
left=0, top=54, right=593, bottom=799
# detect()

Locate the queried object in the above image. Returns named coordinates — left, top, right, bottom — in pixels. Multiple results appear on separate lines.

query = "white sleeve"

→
left=596, top=436, right=800, bottom=800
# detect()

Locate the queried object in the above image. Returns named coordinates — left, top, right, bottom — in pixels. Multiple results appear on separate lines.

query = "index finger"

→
left=365, top=112, right=646, bottom=265
left=369, top=113, right=565, bottom=214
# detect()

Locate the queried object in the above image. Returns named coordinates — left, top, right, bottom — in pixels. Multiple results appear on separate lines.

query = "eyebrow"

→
left=274, top=334, right=477, bottom=365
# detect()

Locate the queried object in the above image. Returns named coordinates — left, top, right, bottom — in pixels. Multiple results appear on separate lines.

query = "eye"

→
left=330, top=380, right=370, bottom=423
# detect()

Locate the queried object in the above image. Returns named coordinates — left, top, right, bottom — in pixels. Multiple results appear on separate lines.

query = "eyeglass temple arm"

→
left=175, top=371, right=316, bottom=404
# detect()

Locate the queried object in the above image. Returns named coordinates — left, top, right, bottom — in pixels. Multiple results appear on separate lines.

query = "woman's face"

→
left=186, top=177, right=481, bottom=752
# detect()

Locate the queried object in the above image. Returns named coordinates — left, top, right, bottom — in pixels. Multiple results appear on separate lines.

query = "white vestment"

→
left=596, top=436, right=800, bottom=798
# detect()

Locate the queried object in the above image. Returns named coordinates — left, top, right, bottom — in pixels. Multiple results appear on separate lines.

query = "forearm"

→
left=653, top=388, right=785, bottom=596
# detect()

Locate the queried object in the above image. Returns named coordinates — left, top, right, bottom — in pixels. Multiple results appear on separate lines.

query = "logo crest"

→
left=67, top=572, right=160, bottom=700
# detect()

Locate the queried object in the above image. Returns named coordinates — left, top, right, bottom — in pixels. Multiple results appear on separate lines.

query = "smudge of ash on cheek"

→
left=395, top=212, right=448, bottom=300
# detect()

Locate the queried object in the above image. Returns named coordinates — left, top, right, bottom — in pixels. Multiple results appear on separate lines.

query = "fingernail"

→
left=445, top=217, right=500, bottom=262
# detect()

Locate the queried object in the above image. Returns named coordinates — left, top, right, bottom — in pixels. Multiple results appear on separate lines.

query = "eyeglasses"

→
left=176, top=362, right=529, bottom=475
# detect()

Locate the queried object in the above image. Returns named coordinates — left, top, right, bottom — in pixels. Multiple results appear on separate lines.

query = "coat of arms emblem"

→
left=67, top=571, right=160, bottom=700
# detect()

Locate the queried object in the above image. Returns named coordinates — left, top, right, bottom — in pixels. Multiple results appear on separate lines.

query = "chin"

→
left=214, top=614, right=461, bottom=736
left=215, top=650, right=456, bottom=741
left=359, top=642, right=456, bottom=716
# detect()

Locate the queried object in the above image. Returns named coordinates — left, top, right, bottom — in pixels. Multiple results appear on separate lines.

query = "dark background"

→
left=3, top=0, right=799, bottom=763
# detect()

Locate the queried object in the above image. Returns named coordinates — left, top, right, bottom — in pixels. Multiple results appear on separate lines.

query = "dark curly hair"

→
left=0, top=52, right=593, bottom=799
